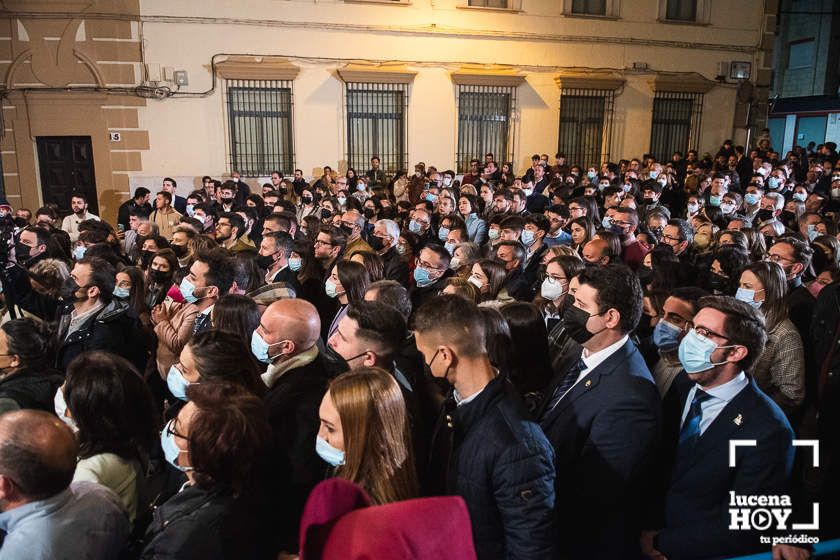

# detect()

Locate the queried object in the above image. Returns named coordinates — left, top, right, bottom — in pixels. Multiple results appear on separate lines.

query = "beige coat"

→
left=153, top=301, right=198, bottom=379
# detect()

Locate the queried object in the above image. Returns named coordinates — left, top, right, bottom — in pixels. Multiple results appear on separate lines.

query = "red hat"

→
left=300, top=479, right=476, bottom=560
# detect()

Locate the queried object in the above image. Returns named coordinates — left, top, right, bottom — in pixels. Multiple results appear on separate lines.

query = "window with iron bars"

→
left=456, top=85, right=516, bottom=174
left=346, top=82, right=408, bottom=177
left=649, top=91, right=704, bottom=162
left=225, top=79, right=295, bottom=177
left=558, top=89, right=614, bottom=170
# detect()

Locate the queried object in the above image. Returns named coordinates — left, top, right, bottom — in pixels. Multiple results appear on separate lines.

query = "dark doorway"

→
left=36, top=136, right=98, bottom=216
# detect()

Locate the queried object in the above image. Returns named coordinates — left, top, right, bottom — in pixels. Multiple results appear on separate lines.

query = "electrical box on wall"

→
left=174, top=71, right=189, bottom=86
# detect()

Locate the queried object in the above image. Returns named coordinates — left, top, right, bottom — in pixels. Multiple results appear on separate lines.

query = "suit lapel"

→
left=673, top=381, right=759, bottom=479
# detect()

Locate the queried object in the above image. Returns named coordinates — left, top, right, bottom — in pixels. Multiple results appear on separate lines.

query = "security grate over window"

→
left=649, top=91, right=704, bottom=163
left=346, top=82, right=408, bottom=177
left=456, top=84, right=516, bottom=174
left=225, top=79, right=295, bottom=177
left=558, top=88, right=615, bottom=170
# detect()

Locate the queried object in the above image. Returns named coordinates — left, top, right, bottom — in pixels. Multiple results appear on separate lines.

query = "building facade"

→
left=768, top=0, right=840, bottom=157
left=2, top=0, right=773, bottom=222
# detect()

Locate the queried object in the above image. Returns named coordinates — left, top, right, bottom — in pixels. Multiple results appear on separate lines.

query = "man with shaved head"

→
left=0, top=410, right=129, bottom=559
left=250, top=298, right=329, bottom=555
left=340, top=209, right=373, bottom=260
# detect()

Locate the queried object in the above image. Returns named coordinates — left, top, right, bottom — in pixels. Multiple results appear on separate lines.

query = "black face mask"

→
left=368, top=235, right=385, bottom=252
left=780, top=210, right=797, bottom=228
left=60, top=278, right=86, bottom=302
left=13, top=217, right=28, bottom=229
left=563, top=303, right=604, bottom=344
left=363, top=208, right=375, bottom=220
left=302, top=196, right=313, bottom=205
left=140, top=250, right=155, bottom=268
left=756, top=209, right=774, bottom=223
left=380, top=207, right=397, bottom=220
left=262, top=206, right=275, bottom=219
left=763, top=235, right=775, bottom=249
left=321, top=208, right=332, bottom=220
left=339, top=224, right=354, bottom=238
left=257, top=253, right=277, bottom=270
left=812, top=247, right=830, bottom=276
left=709, top=273, right=730, bottom=294
left=149, top=269, right=171, bottom=285
left=14, top=242, right=31, bottom=263
left=171, top=244, right=188, bottom=259
left=637, top=266, right=653, bottom=286
left=221, top=197, right=234, bottom=206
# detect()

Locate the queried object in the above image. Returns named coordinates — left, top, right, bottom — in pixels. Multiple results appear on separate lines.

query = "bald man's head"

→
left=0, top=410, right=77, bottom=504
left=583, top=238, right=610, bottom=266
left=262, top=298, right=321, bottom=355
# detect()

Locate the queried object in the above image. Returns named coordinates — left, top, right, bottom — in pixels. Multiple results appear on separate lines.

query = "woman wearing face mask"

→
left=808, top=267, right=840, bottom=298
left=325, top=261, right=370, bottom=341
left=736, top=262, right=805, bottom=417
left=450, top=242, right=481, bottom=279
left=166, top=329, right=265, bottom=409
left=296, top=189, right=320, bottom=224
left=316, top=368, right=418, bottom=505
left=0, top=319, right=61, bottom=414
left=60, top=351, right=157, bottom=526
left=458, top=194, right=488, bottom=246
left=707, top=245, right=750, bottom=296
left=144, top=249, right=178, bottom=309
left=468, top=259, right=507, bottom=305
left=539, top=256, right=584, bottom=329
left=144, top=381, right=272, bottom=559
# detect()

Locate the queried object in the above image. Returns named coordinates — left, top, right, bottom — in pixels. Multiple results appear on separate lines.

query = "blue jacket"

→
left=539, top=338, right=661, bottom=559
left=430, top=374, right=557, bottom=559
left=465, top=213, right=488, bottom=246
left=651, top=372, right=794, bottom=560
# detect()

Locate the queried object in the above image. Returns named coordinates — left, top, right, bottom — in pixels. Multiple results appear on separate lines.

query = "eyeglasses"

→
left=661, top=234, right=682, bottom=243
left=693, top=326, right=728, bottom=342
left=765, top=253, right=793, bottom=264
left=314, top=239, right=335, bottom=247
left=415, top=256, right=441, bottom=271
left=166, top=419, right=189, bottom=441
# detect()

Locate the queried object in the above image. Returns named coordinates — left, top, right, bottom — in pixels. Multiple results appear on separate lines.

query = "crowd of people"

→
left=0, top=138, right=838, bottom=559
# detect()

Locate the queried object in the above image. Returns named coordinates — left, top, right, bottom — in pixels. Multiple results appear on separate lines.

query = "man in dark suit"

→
left=253, top=298, right=330, bottom=556
left=370, top=218, right=409, bottom=286
left=539, top=264, right=661, bottom=559
left=258, top=231, right=300, bottom=293
left=162, top=177, right=187, bottom=215
left=642, top=296, right=795, bottom=560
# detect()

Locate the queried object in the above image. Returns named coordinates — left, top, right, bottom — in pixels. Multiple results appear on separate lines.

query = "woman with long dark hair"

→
left=325, top=261, right=370, bottom=340
left=60, top=351, right=158, bottom=525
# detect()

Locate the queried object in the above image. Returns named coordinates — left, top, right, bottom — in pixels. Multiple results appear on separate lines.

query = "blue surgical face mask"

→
left=179, top=277, right=198, bottom=304
left=316, top=435, right=345, bottom=467
left=444, top=242, right=456, bottom=255
left=678, top=328, right=735, bottom=374
left=408, top=220, right=422, bottom=234
left=251, top=330, right=286, bottom=363
left=767, top=176, right=780, bottom=189
left=161, top=420, right=192, bottom=472
left=587, top=170, right=597, bottom=179
left=113, top=286, right=130, bottom=299
left=602, top=216, right=612, bottom=230
left=744, top=193, right=761, bottom=206
left=425, top=193, right=438, bottom=203
left=652, top=319, right=682, bottom=352
left=649, top=170, right=659, bottom=180
left=438, top=227, right=450, bottom=241
left=325, top=278, right=341, bottom=299
left=166, top=365, right=191, bottom=401
left=709, top=195, right=722, bottom=207
left=488, top=228, right=500, bottom=240
left=186, top=204, right=195, bottom=217
left=337, top=196, right=347, bottom=206
left=413, top=266, right=435, bottom=288
left=807, top=224, right=819, bottom=242
left=792, top=192, right=806, bottom=202
left=520, top=229, right=536, bottom=247
left=735, top=287, right=764, bottom=308
left=73, top=245, right=86, bottom=260
left=288, top=256, right=302, bottom=271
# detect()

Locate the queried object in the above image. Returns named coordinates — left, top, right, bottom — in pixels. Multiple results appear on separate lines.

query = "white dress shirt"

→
left=680, top=372, right=749, bottom=436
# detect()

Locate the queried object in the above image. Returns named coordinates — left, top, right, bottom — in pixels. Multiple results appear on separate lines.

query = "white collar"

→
left=581, top=334, right=629, bottom=372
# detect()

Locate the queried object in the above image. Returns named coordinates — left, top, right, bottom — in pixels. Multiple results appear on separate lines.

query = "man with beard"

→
left=60, top=194, right=99, bottom=243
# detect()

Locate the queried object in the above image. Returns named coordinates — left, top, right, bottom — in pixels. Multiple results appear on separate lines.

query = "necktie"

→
left=679, top=389, right=712, bottom=447
left=543, top=358, right=587, bottom=416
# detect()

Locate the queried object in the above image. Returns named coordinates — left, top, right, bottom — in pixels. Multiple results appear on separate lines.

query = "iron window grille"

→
left=345, top=82, right=409, bottom=176
left=225, top=79, right=295, bottom=177
left=571, top=0, right=607, bottom=15
left=456, top=84, right=516, bottom=173
left=649, top=91, right=704, bottom=163
left=665, top=0, right=697, bottom=21
left=558, top=88, right=615, bottom=170
left=468, top=0, right=508, bottom=7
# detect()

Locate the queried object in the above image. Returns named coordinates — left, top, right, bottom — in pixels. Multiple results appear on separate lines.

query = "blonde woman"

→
left=316, top=367, right=418, bottom=505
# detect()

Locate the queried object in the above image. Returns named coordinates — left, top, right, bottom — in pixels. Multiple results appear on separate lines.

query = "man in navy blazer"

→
left=641, top=296, right=795, bottom=560
left=539, top=264, right=662, bottom=559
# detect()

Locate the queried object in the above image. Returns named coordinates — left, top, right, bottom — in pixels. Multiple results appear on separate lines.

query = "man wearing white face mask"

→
left=641, top=296, right=793, bottom=560
left=251, top=298, right=330, bottom=554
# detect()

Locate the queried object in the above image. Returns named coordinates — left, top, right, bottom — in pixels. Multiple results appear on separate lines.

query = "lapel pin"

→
left=733, top=414, right=743, bottom=426
left=585, top=380, right=592, bottom=388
